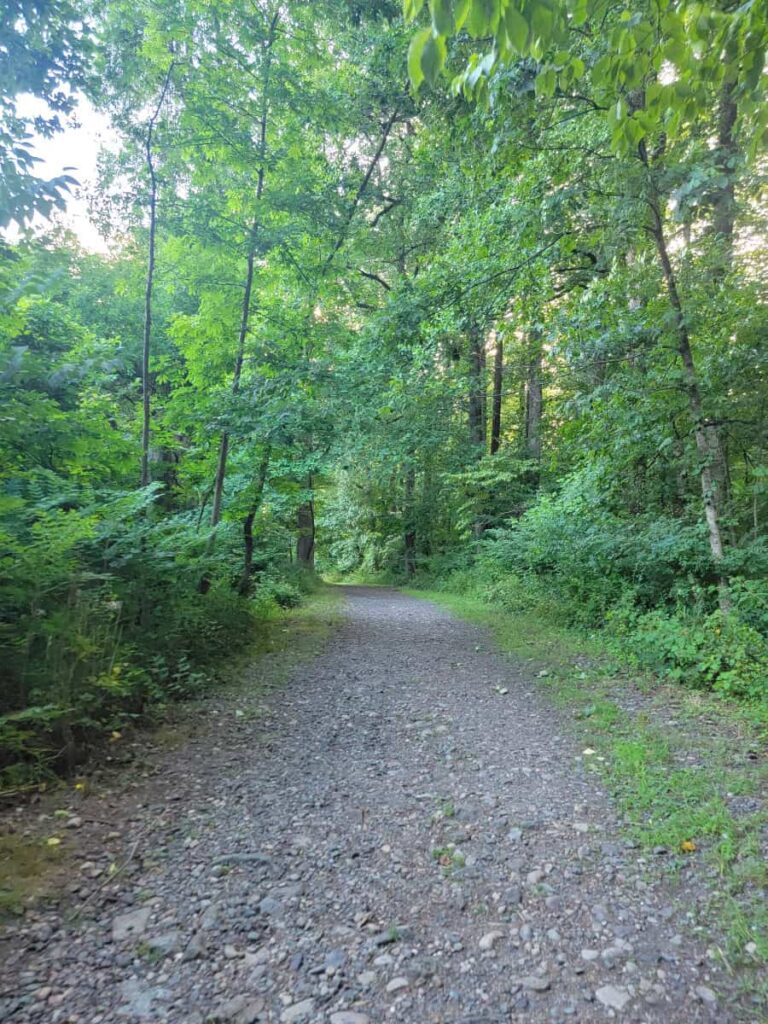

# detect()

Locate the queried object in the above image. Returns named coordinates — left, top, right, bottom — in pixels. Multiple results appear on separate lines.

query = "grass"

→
left=408, top=585, right=768, bottom=996
left=0, top=833, right=65, bottom=915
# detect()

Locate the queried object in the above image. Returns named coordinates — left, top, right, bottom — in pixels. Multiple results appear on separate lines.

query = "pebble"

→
left=112, top=907, right=151, bottom=942
left=279, top=998, right=315, bottom=1022
left=696, top=985, right=717, bottom=1004
left=595, top=985, right=631, bottom=1010
left=521, top=975, right=551, bottom=992
left=205, top=994, right=265, bottom=1023
left=385, top=977, right=409, bottom=993
left=479, top=930, right=504, bottom=951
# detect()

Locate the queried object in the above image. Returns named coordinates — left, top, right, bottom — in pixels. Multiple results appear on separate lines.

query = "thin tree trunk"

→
left=296, top=475, right=315, bottom=569
left=140, top=64, right=174, bottom=488
left=468, top=321, right=486, bottom=450
left=647, top=195, right=730, bottom=609
left=525, top=329, right=543, bottom=465
left=712, top=79, right=738, bottom=275
left=210, top=218, right=257, bottom=529
left=490, top=332, right=503, bottom=455
left=239, top=446, right=271, bottom=595
left=404, top=466, right=416, bottom=576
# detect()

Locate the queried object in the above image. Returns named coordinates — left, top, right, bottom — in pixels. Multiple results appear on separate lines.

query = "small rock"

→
left=521, top=976, right=551, bottom=992
left=386, top=977, right=409, bottom=993
left=507, top=828, right=523, bottom=842
left=595, top=985, right=631, bottom=1010
left=112, top=907, right=151, bottom=942
left=206, top=994, right=265, bottom=1023
left=329, top=1014, right=371, bottom=1024
left=695, top=986, right=717, bottom=1005
left=145, top=931, right=182, bottom=957
left=504, top=885, right=523, bottom=906
left=184, top=932, right=207, bottom=962
left=479, top=931, right=504, bottom=951
left=200, top=904, right=220, bottom=930
left=280, top=999, right=315, bottom=1023
left=259, top=897, right=283, bottom=917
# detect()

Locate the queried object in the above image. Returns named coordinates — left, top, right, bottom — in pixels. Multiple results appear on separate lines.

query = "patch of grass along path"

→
left=406, top=587, right=768, bottom=1005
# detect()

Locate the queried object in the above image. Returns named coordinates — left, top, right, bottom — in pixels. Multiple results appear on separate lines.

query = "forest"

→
left=1, top=0, right=768, bottom=787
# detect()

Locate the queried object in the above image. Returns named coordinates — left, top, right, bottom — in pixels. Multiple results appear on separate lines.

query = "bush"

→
left=610, top=599, right=768, bottom=702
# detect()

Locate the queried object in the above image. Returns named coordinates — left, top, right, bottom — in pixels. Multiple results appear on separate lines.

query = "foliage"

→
left=1, top=0, right=768, bottom=786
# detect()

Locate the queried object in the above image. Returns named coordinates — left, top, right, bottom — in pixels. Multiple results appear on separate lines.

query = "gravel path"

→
left=0, top=587, right=739, bottom=1023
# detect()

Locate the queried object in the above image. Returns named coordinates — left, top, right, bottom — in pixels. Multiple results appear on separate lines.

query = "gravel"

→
left=0, top=587, right=743, bottom=1021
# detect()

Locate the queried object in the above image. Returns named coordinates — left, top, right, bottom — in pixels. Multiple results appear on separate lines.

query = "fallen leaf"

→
left=680, top=839, right=696, bottom=853
left=47, top=836, right=61, bottom=847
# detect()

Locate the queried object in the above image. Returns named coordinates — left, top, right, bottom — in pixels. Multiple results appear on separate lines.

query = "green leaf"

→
left=404, top=0, right=426, bottom=23
left=530, top=2, right=554, bottom=45
left=535, top=66, right=556, bottom=97
left=422, top=31, right=448, bottom=84
left=570, top=0, right=588, bottom=27
left=431, top=0, right=472, bottom=35
left=408, top=27, right=432, bottom=91
left=466, top=0, right=500, bottom=38
left=430, top=0, right=454, bottom=34
left=504, top=6, right=529, bottom=52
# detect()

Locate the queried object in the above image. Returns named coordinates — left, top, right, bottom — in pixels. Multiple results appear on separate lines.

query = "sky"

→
left=14, top=94, right=119, bottom=253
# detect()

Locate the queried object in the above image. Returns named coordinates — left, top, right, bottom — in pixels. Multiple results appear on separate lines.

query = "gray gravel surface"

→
left=0, top=587, right=745, bottom=1022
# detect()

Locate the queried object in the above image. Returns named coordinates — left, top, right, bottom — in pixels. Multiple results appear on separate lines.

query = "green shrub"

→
left=612, top=602, right=768, bottom=702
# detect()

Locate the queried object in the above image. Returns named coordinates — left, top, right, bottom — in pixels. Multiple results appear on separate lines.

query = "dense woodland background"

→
left=1, top=0, right=768, bottom=786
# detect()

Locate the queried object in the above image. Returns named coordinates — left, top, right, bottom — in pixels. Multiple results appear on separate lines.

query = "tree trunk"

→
left=296, top=475, right=315, bottom=569
left=140, top=64, right=174, bottom=488
left=647, top=195, right=730, bottom=609
left=404, top=465, right=416, bottom=576
left=490, top=331, right=503, bottom=455
left=239, top=446, right=271, bottom=595
left=525, top=329, right=543, bottom=464
left=209, top=222, right=257, bottom=529
left=468, top=320, right=486, bottom=450
left=712, top=79, right=738, bottom=275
